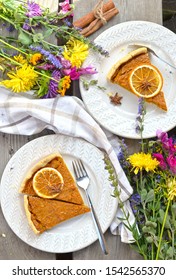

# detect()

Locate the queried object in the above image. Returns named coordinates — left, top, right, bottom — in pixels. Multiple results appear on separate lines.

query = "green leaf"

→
left=142, top=226, right=156, bottom=235
left=18, top=30, right=32, bottom=45
left=171, top=203, right=176, bottom=217
left=140, top=189, right=147, bottom=203
left=14, top=11, right=25, bottom=22
left=145, top=189, right=155, bottom=203
left=89, top=80, right=98, bottom=86
left=43, top=28, right=54, bottom=38
left=158, top=209, right=171, bottom=229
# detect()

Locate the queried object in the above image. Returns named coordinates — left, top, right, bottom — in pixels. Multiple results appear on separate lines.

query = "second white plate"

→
left=80, top=21, right=176, bottom=139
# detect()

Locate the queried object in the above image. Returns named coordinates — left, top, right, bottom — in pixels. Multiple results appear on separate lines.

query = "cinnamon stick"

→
left=81, top=7, right=119, bottom=37
left=73, top=0, right=117, bottom=29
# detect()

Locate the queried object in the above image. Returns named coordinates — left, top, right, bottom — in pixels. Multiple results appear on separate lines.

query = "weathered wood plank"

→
left=73, top=0, right=162, bottom=260
left=74, top=230, right=143, bottom=260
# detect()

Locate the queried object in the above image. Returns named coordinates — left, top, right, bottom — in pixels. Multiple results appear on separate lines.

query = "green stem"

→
left=163, top=9, right=176, bottom=14
left=0, top=39, right=26, bottom=55
left=0, top=14, right=15, bottom=26
left=156, top=200, right=171, bottom=260
left=171, top=202, right=175, bottom=259
left=0, top=53, right=21, bottom=66
left=151, top=184, right=156, bottom=260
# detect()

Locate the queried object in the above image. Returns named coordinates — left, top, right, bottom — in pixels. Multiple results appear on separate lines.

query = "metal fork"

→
left=129, top=43, right=176, bottom=70
left=72, top=159, right=109, bottom=255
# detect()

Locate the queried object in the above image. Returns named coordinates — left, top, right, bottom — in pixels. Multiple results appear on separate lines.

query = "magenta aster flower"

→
left=166, top=154, right=176, bottom=174
left=156, top=130, right=176, bottom=153
left=26, top=1, right=42, bottom=17
left=59, top=0, right=73, bottom=16
left=64, top=66, right=97, bottom=80
left=152, top=153, right=167, bottom=170
left=64, top=67, right=80, bottom=80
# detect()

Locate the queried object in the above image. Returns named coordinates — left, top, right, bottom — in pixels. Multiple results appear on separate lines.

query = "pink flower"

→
left=153, top=153, right=167, bottom=170
left=64, top=66, right=97, bottom=80
left=167, top=154, right=176, bottom=174
left=78, top=66, right=97, bottom=75
left=156, top=130, right=176, bottom=153
left=59, top=0, right=73, bottom=15
left=64, top=67, right=80, bottom=80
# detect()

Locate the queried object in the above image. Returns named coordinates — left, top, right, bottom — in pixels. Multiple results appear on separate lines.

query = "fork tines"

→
left=72, top=159, right=87, bottom=178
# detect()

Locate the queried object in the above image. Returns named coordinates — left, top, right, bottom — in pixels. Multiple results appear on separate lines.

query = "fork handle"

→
left=86, top=191, right=109, bottom=255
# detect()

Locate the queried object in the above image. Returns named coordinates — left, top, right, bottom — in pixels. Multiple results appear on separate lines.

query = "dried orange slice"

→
left=33, top=167, right=64, bottom=199
left=129, top=64, right=163, bottom=98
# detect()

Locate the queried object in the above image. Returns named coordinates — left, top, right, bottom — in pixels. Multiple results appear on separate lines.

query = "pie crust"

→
left=107, top=47, right=167, bottom=111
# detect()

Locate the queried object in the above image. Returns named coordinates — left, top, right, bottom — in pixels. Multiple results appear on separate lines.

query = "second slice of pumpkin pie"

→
left=107, top=47, right=167, bottom=111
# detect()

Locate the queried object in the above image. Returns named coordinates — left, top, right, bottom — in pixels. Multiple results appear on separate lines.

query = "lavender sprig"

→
left=136, top=98, right=146, bottom=133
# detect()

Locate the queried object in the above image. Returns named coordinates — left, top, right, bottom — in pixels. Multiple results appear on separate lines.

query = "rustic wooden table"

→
left=0, top=0, right=165, bottom=260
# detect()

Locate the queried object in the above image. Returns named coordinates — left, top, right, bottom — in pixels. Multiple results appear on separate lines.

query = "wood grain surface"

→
left=0, top=0, right=163, bottom=260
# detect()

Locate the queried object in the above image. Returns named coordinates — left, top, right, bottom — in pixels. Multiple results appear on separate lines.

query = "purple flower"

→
left=166, top=154, right=176, bottom=174
left=37, top=64, right=55, bottom=70
left=59, top=57, right=71, bottom=69
left=22, top=19, right=40, bottom=31
left=43, top=70, right=61, bottom=98
left=23, top=20, right=31, bottom=31
left=6, top=24, right=15, bottom=32
left=130, top=193, right=141, bottom=214
left=62, top=17, right=73, bottom=27
left=153, top=153, right=167, bottom=170
left=26, top=1, right=42, bottom=17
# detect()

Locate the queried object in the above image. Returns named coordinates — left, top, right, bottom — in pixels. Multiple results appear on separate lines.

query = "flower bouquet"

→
left=105, top=98, right=176, bottom=260
left=0, top=0, right=107, bottom=98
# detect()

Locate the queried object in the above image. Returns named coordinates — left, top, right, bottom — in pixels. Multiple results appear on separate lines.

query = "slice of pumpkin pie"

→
left=19, top=153, right=84, bottom=205
left=107, top=47, right=167, bottom=111
left=24, top=195, right=90, bottom=234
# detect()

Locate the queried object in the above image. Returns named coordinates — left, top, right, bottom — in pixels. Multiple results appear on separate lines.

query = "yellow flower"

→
left=167, top=178, right=176, bottom=201
left=62, top=38, right=89, bottom=67
left=0, top=64, right=38, bottom=93
left=30, top=53, right=42, bottom=65
left=58, top=76, right=71, bottom=96
left=13, top=54, right=27, bottom=64
left=128, top=152, right=159, bottom=174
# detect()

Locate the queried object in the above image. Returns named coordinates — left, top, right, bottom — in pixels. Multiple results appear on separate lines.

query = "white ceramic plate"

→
left=80, top=21, right=176, bottom=139
left=0, top=134, right=117, bottom=253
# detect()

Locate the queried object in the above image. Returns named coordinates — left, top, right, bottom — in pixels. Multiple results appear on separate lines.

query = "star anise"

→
left=110, top=92, right=123, bottom=105
left=140, top=81, right=151, bottom=91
